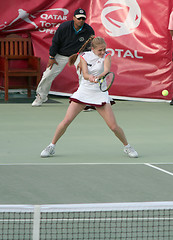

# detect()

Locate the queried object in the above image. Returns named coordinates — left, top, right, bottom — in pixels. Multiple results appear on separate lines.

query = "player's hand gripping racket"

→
left=96, top=72, right=115, bottom=92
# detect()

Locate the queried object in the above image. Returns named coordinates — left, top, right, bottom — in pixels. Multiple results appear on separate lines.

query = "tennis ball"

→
left=162, top=90, right=168, bottom=96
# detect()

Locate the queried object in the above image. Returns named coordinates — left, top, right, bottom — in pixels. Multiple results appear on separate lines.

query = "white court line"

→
left=0, top=162, right=173, bottom=166
left=145, top=163, right=173, bottom=176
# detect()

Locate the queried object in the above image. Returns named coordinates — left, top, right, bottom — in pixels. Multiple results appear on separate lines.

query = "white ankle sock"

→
left=50, top=143, right=55, bottom=147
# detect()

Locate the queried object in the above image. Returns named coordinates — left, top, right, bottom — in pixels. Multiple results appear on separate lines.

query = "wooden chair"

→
left=0, top=34, right=40, bottom=101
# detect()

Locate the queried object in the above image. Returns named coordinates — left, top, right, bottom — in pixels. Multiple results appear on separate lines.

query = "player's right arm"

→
left=80, top=57, right=97, bottom=82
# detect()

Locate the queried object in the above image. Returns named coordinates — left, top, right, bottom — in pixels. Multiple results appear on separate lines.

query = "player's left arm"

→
left=97, top=54, right=111, bottom=79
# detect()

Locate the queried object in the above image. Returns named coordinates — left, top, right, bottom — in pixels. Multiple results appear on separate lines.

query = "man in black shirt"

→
left=32, top=8, right=95, bottom=106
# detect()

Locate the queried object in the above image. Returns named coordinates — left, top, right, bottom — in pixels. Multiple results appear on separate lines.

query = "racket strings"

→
left=100, top=73, right=114, bottom=91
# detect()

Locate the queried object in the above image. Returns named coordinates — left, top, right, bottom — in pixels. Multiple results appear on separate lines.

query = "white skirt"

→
left=70, top=84, right=112, bottom=107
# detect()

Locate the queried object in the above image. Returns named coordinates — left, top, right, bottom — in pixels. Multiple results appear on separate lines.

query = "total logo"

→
left=101, top=0, right=141, bottom=37
left=107, top=48, right=143, bottom=59
left=38, top=8, right=69, bottom=34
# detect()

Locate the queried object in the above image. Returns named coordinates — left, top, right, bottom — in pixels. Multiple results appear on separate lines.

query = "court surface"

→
left=0, top=97, right=173, bottom=205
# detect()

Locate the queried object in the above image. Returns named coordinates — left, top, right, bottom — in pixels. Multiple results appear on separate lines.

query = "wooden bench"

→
left=0, top=34, right=40, bottom=101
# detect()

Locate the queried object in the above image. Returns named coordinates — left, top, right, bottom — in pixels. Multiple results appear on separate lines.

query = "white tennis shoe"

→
left=41, top=144, right=55, bottom=158
left=124, top=144, right=138, bottom=158
left=32, top=94, right=48, bottom=107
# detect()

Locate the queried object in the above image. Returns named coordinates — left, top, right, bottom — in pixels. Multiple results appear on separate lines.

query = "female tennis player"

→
left=41, top=37, right=138, bottom=158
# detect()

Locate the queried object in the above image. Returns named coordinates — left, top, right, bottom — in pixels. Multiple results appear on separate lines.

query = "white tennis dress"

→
left=70, top=50, right=112, bottom=107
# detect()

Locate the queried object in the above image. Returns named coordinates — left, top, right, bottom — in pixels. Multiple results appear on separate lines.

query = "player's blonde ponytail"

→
left=68, top=35, right=95, bottom=66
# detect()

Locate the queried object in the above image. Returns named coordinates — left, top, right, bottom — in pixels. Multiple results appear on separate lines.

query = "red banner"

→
left=0, top=0, right=172, bottom=100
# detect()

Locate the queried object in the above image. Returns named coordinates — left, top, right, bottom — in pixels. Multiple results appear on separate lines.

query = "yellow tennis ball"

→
left=162, top=90, right=168, bottom=96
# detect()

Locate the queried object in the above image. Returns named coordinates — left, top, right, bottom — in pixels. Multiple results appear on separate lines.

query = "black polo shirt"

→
left=49, top=20, right=95, bottom=57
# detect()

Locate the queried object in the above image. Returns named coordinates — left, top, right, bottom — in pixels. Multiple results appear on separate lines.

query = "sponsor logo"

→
left=79, top=37, right=85, bottom=42
left=107, top=48, right=143, bottom=59
left=101, top=0, right=141, bottom=37
left=79, top=9, right=85, bottom=14
left=0, top=8, right=69, bottom=34
left=38, top=8, right=69, bottom=34
left=0, top=9, right=38, bottom=31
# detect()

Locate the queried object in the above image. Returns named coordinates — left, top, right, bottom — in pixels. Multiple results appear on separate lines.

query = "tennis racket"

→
left=97, top=72, right=115, bottom=92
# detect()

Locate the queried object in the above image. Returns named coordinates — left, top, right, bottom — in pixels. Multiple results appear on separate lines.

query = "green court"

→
left=0, top=97, right=173, bottom=205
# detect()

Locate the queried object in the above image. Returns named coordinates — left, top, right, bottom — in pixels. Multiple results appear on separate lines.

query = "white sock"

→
left=125, top=144, right=130, bottom=148
left=49, top=143, right=55, bottom=147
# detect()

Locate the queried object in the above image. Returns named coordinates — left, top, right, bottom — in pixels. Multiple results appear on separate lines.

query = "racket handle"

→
left=99, top=78, right=104, bottom=83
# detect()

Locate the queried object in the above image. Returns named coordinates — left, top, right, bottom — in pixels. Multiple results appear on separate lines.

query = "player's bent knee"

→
left=109, top=124, right=117, bottom=132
